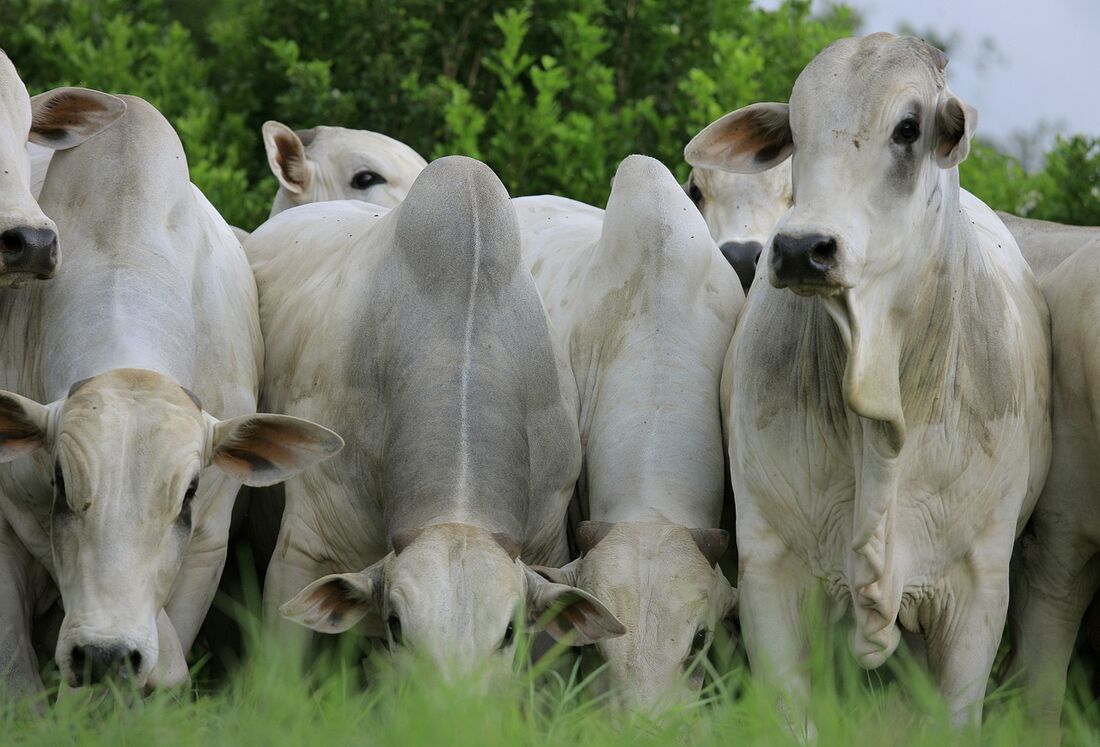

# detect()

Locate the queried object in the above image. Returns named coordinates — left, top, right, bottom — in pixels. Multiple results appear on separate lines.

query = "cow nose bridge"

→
left=70, top=642, right=143, bottom=685
left=0, top=226, right=60, bottom=278
left=719, top=240, right=764, bottom=292
left=771, top=232, right=839, bottom=287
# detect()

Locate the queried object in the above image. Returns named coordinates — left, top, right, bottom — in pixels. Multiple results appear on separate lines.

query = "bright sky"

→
left=755, top=0, right=1099, bottom=149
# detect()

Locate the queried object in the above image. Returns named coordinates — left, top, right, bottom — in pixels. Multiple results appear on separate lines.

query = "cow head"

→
left=536, top=520, right=735, bottom=712
left=685, top=34, right=974, bottom=299
left=282, top=522, right=625, bottom=683
left=262, top=121, right=427, bottom=216
left=0, top=368, right=343, bottom=688
left=0, top=53, right=125, bottom=286
left=684, top=160, right=793, bottom=293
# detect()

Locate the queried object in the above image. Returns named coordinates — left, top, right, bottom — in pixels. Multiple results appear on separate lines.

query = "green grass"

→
left=5, top=562, right=1100, bottom=746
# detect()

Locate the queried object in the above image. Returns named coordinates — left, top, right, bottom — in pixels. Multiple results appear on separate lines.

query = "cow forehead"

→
left=61, top=369, right=204, bottom=433
left=791, top=35, right=945, bottom=132
left=582, top=523, right=715, bottom=598
left=308, top=127, right=423, bottom=170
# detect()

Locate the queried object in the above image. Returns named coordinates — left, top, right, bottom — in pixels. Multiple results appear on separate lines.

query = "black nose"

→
left=70, top=644, right=142, bottom=685
left=0, top=227, right=59, bottom=278
left=719, top=241, right=763, bottom=292
left=771, top=233, right=838, bottom=286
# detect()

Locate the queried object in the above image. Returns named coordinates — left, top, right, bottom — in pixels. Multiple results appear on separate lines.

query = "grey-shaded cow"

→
left=0, top=96, right=341, bottom=695
left=686, top=34, right=1050, bottom=729
left=515, top=155, right=743, bottom=711
left=247, top=156, right=623, bottom=681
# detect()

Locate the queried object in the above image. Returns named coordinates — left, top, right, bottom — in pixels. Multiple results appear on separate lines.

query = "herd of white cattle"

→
left=0, top=29, right=1098, bottom=735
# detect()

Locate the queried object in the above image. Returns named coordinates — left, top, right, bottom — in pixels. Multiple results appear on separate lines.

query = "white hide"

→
left=515, top=155, right=743, bottom=711
left=688, top=34, right=1050, bottom=729
left=1008, top=232, right=1100, bottom=734
left=0, top=96, right=341, bottom=693
left=262, top=121, right=426, bottom=217
left=247, top=156, right=623, bottom=681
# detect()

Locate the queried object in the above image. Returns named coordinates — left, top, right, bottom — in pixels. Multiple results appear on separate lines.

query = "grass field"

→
left=5, top=566, right=1100, bottom=746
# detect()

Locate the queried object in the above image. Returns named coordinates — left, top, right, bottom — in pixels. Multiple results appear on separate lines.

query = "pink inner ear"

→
left=274, top=133, right=308, bottom=185
left=33, top=91, right=110, bottom=134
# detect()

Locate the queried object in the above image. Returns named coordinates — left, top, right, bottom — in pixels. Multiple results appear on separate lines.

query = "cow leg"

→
left=1008, top=515, right=1099, bottom=734
left=738, top=547, right=818, bottom=740
left=0, top=516, right=44, bottom=700
left=924, top=558, right=1011, bottom=727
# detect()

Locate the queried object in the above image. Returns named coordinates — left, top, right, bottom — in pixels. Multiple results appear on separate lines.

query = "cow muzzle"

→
left=67, top=641, right=147, bottom=687
left=770, top=232, right=843, bottom=295
left=719, top=240, right=763, bottom=292
left=0, top=226, right=60, bottom=280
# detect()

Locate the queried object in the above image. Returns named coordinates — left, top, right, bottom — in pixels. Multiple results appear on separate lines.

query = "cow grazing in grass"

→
left=0, top=96, right=341, bottom=695
left=249, top=156, right=623, bottom=682
left=514, top=154, right=743, bottom=712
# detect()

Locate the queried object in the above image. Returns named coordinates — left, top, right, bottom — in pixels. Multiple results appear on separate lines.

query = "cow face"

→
left=684, top=161, right=793, bottom=293
left=282, top=522, right=625, bottom=683
left=537, top=521, right=735, bottom=712
left=0, top=368, right=343, bottom=688
left=263, top=121, right=427, bottom=216
left=0, top=54, right=125, bottom=286
left=685, top=34, right=974, bottom=299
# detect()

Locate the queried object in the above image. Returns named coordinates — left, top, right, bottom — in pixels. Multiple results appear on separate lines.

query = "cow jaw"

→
left=564, top=521, right=736, bottom=713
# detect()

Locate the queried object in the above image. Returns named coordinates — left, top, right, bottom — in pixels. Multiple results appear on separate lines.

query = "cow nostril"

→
left=70, top=645, right=86, bottom=676
left=126, top=650, right=143, bottom=675
left=810, top=237, right=838, bottom=268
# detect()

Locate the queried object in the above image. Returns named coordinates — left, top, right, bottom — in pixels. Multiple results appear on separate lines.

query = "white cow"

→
left=1008, top=232, right=1100, bottom=733
left=247, top=156, right=623, bottom=681
left=514, top=155, right=743, bottom=711
left=684, top=160, right=792, bottom=292
left=0, top=96, right=341, bottom=694
left=997, top=211, right=1099, bottom=281
left=686, top=33, right=1050, bottom=728
left=262, top=121, right=427, bottom=217
left=0, top=52, right=125, bottom=284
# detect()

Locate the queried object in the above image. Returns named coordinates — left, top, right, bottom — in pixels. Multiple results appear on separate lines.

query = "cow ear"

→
left=0, top=391, right=49, bottom=462
left=529, top=558, right=581, bottom=586
left=280, top=561, right=386, bottom=634
left=210, top=413, right=343, bottom=487
left=263, top=120, right=312, bottom=195
left=522, top=564, right=624, bottom=646
left=29, top=87, right=126, bottom=150
left=934, top=95, right=977, bottom=169
left=690, top=528, right=730, bottom=567
left=685, top=103, right=793, bottom=174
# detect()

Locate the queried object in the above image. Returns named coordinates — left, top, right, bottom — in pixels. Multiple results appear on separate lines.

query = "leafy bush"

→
left=0, top=1, right=1094, bottom=229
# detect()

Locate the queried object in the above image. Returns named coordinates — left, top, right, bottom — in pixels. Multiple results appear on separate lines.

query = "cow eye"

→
left=179, top=477, right=198, bottom=524
left=892, top=118, right=920, bottom=145
left=53, top=461, right=70, bottom=516
left=351, top=171, right=385, bottom=190
left=499, top=622, right=515, bottom=650
left=687, top=628, right=709, bottom=661
left=687, top=182, right=704, bottom=206
left=387, top=614, right=403, bottom=647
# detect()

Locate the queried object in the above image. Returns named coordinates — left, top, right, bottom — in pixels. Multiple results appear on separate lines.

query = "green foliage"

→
left=0, top=1, right=1094, bottom=228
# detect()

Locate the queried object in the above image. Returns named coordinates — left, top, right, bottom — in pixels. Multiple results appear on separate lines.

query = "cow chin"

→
left=56, top=614, right=159, bottom=689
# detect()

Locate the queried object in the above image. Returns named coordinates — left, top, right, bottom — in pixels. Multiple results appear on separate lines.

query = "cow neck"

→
left=818, top=171, right=966, bottom=456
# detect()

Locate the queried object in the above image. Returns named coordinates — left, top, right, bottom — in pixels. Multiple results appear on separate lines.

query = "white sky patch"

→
left=754, top=0, right=1099, bottom=147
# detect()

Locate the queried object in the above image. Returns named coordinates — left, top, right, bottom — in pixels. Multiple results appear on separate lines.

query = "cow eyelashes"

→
left=499, top=622, right=515, bottom=650
left=687, top=628, right=708, bottom=662
left=351, top=170, right=385, bottom=190
left=53, top=461, right=70, bottom=516
left=687, top=182, right=704, bottom=207
left=179, top=476, right=198, bottom=524
left=892, top=117, right=921, bottom=145
left=387, top=614, right=403, bottom=647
